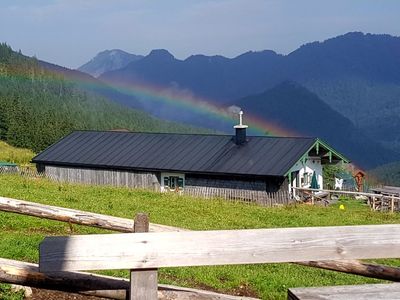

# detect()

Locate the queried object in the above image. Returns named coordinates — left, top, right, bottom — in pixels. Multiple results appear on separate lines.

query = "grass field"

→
left=0, top=141, right=35, bottom=165
left=1, top=174, right=400, bottom=299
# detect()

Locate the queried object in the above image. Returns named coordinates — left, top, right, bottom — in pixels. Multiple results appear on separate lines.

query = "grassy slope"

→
left=0, top=141, right=34, bottom=165
left=1, top=176, right=400, bottom=299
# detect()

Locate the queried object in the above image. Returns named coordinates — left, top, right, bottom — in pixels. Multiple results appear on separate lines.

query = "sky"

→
left=1, top=0, right=399, bottom=69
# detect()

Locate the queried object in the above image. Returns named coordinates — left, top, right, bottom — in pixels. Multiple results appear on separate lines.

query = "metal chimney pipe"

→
left=234, top=111, right=248, bottom=145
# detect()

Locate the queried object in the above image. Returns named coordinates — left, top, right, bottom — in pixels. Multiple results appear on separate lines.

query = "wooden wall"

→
left=185, top=174, right=287, bottom=192
left=184, top=174, right=292, bottom=206
left=44, top=165, right=160, bottom=190
left=41, top=165, right=293, bottom=206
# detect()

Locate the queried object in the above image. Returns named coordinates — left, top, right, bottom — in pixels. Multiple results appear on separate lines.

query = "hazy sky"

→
left=1, top=0, right=399, bottom=69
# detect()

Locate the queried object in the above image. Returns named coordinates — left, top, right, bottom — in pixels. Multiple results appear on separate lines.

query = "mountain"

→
left=0, top=43, right=204, bottom=153
left=78, top=49, right=143, bottom=77
left=233, top=82, right=400, bottom=169
left=285, top=32, right=400, bottom=154
left=97, top=32, right=400, bottom=156
left=100, top=48, right=283, bottom=101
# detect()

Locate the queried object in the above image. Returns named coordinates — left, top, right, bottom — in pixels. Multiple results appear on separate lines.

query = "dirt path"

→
left=30, top=288, right=109, bottom=300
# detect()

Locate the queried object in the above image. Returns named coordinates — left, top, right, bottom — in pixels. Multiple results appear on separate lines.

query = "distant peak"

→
left=235, top=49, right=280, bottom=60
left=97, top=49, right=127, bottom=56
left=147, top=49, right=175, bottom=60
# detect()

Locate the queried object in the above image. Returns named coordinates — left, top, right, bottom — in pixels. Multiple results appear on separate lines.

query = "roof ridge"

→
left=71, top=130, right=316, bottom=140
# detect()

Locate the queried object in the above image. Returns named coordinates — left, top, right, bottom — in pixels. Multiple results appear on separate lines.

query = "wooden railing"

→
left=3, top=195, right=400, bottom=299
left=39, top=223, right=400, bottom=299
left=293, top=187, right=400, bottom=212
left=0, top=196, right=250, bottom=300
left=0, top=196, right=185, bottom=233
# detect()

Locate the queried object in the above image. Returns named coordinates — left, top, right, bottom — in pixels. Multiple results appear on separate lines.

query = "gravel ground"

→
left=29, top=288, right=109, bottom=300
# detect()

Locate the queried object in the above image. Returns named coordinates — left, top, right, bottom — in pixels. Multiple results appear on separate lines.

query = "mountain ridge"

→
left=90, top=32, right=400, bottom=156
left=78, top=49, right=143, bottom=77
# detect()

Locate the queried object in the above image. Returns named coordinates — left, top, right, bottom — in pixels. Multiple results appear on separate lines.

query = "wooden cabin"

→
left=32, top=117, right=348, bottom=199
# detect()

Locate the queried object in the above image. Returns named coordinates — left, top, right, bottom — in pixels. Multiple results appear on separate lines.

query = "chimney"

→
left=234, top=111, right=248, bottom=145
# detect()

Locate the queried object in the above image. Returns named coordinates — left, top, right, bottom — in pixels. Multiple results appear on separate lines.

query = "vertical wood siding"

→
left=183, top=175, right=293, bottom=206
left=45, top=166, right=160, bottom=190
left=41, top=165, right=293, bottom=206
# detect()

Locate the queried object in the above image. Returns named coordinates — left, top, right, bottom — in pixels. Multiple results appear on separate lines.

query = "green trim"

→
left=0, top=162, right=17, bottom=167
left=316, top=139, right=349, bottom=163
left=283, top=138, right=349, bottom=177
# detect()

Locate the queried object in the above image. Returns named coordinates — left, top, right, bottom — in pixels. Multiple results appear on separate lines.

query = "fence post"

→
left=391, top=196, right=395, bottom=213
left=129, top=213, right=158, bottom=300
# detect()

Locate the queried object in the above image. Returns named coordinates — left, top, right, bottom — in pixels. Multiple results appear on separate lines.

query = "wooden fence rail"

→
left=39, top=224, right=400, bottom=299
left=0, top=258, right=256, bottom=300
left=293, top=187, right=400, bottom=212
left=39, top=224, right=400, bottom=272
left=0, top=196, right=185, bottom=233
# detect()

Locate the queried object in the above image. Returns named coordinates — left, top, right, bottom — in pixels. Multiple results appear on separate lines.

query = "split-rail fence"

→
left=2, top=196, right=400, bottom=299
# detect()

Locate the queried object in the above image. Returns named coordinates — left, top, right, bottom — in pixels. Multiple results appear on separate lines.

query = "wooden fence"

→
left=39, top=223, right=400, bottom=300
left=0, top=165, right=58, bottom=180
left=0, top=196, right=250, bottom=300
left=3, top=195, right=400, bottom=299
left=293, top=187, right=400, bottom=212
left=183, top=186, right=292, bottom=206
left=0, top=165, right=19, bottom=174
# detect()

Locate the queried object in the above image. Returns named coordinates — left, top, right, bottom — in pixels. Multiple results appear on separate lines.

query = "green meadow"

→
left=1, top=175, right=400, bottom=299
left=0, top=141, right=35, bottom=166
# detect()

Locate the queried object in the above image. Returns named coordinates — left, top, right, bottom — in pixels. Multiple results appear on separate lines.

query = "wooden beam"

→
left=0, top=196, right=185, bottom=233
left=130, top=213, right=158, bottom=300
left=0, top=258, right=257, bottom=300
left=288, top=283, right=400, bottom=300
left=296, top=260, right=400, bottom=282
left=40, top=224, right=400, bottom=272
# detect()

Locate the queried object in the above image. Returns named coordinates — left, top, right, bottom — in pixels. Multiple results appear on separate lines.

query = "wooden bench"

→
left=288, top=283, right=400, bottom=299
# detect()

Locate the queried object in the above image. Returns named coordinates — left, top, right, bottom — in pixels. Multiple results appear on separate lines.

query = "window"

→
left=170, top=176, right=178, bottom=189
left=163, top=175, right=184, bottom=191
left=178, top=177, right=184, bottom=188
left=302, top=172, right=310, bottom=186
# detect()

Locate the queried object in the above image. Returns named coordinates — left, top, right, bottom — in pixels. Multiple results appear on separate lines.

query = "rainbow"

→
left=2, top=65, right=297, bottom=137
left=78, top=76, right=297, bottom=137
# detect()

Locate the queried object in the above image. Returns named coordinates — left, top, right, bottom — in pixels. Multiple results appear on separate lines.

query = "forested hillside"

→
left=234, top=82, right=400, bottom=168
left=369, top=162, right=400, bottom=186
left=0, top=43, right=201, bottom=153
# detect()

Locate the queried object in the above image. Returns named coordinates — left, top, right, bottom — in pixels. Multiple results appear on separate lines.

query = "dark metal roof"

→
left=32, top=131, right=318, bottom=177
